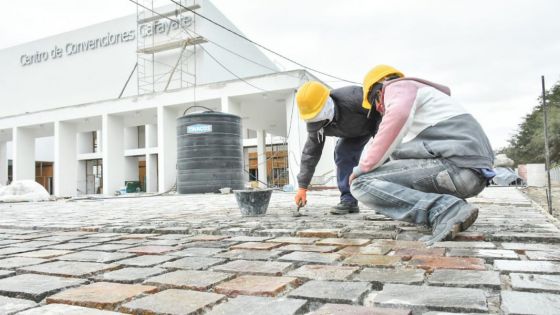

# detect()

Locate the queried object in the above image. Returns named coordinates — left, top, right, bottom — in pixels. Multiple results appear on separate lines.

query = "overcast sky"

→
left=1, top=0, right=559, bottom=149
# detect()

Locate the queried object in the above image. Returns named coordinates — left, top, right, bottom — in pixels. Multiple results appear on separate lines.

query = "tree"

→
left=502, top=80, right=560, bottom=166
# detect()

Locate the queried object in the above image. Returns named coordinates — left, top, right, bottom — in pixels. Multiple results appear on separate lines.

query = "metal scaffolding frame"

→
left=135, top=0, right=205, bottom=95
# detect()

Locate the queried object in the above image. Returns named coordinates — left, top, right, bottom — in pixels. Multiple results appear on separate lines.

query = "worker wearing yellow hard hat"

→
left=293, top=81, right=382, bottom=214
left=348, top=64, right=495, bottom=245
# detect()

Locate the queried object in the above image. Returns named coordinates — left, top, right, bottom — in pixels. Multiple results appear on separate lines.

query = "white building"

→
left=0, top=0, right=337, bottom=196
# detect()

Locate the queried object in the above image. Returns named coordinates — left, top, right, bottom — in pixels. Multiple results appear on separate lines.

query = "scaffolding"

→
left=135, top=0, right=206, bottom=95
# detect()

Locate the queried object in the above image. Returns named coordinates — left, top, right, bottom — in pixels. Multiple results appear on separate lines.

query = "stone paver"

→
left=337, top=245, right=392, bottom=256
left=0, top=187, right=557, bottom=314
left=352, top=268, right=425, bottom=289
left=287, top=280, right=370, bottom=304
left=144, top=270, right=234, bottom=290
left=391, top=248, right=446, bottom=257
left=525, top=250, right=560, bottom=261
left=494, top=260, right=560, bottom=274
left=374, top=284, right=488, bottom=313
left=212, top=259, right=292, bottom=276
left=310, top=303, right=411, bottom=315
left=94, top=267, right=167, bottom=283
left=84, top=244, right=136, bottom=251
left=0, top=296, right=37, bottom=314
left=228, top=236, right=272, bottom=242
left=120, top=289, right=225, bottom=315
left=44, top=242, right=94, bottom=250
left=13, top=249, right=72, bottom=259
left=162, top=256, right=226, bottom=270
left=287, top=264, right=359, bottom=280
left=510, top=273, right=560, bottom=293
left=0, top=274, right=86, bottom=302
left=447, top=248, right=519, bottom=260
left=276, top=244, right=339, bottom=253
left=214, top=249, right=281, bottom=260
left=501, top=291, right=560, bottom=314
left=279, top=251, right=342, bottom=264
left=408, top=256, right=486, bottom=271
left=214, top=275, right=299, bottom=297
left=46, top=282, right=157, bottom=309
left=0, top=257, right=49, bottom=269
left=19, top=261, right=120, bottom=277
left=267, top=237, right=319, bottom=244
left=230, top=242, right=283, bottom=251
left=207, top=296, right=307, bottom=315
left=122, top=245, right=178, bottom=254
left=117, top=254, right=176, bottom=267
left=433, top=241, right=496, bottom=249
left=0, top=270, right=14, bottom=279
left=343, top=254, right=401, bottom=267
left=17, top=304, right=123, bottom=314
left=428, top=270, right=501, bottom=288
left=187, top=235, right=230, bottom=241
left=296, top=229, right=340, bottom=238
left=183, top=240, right=238, bottom=248
left=169, top=247, right=225, bottom=257
left=315, top=238, right=370, bottom=246
left=57, top=250, right=135, bottom=263
left=0, top=247, right=38, bottom=255
left=501, top=242, right=560, bottom=252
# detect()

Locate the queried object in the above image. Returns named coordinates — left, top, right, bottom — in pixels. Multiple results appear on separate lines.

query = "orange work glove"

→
left=294, top=188, right=307, bottom=207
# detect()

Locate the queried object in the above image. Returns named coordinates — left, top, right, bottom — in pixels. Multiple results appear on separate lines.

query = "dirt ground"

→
left=521, top=185, right=560, bottom=219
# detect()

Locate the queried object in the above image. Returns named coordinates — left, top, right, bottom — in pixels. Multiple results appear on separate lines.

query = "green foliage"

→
left=503, top=80, right=560, bottom=166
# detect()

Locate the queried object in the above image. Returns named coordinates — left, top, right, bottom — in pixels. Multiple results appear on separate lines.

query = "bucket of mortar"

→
left=233, top=189, right=273, bottom=216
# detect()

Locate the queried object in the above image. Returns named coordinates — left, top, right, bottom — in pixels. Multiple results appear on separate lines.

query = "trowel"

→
left=293, top=201, right=306, bottom=217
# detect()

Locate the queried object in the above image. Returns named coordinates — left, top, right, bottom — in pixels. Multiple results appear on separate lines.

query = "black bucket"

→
left=234, top=189, right=273, bottom=216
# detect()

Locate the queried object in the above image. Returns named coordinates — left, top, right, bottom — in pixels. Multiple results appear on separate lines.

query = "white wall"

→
left=0, top=0, right=277, bottom=119
left=0, top=16, right=138, bottom=117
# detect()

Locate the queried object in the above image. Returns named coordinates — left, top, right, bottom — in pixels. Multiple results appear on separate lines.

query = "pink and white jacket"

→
left=353, top=77, right=494, bottom=176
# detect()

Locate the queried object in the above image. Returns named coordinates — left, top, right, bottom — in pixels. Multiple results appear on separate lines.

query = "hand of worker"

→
left=294, top=188, right=307, bottom=207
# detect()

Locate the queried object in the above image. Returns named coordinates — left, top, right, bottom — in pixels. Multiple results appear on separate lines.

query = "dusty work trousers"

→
left=350, top=158, right=486, bottom=225
left=334, top=135, right=371, bottom=204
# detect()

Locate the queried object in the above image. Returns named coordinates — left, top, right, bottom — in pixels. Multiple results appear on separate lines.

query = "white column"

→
left=54, top=121, right=77, bottom=197
left=145, top=124, right=158, bottom=193
left=146, top=154, right=158, bottom=192
left=102, top=114, right=125, bottom=195
left=220, top=96, right=241, bottom=116
left=0, top=141, right=7, bottom=185
left=13, top=127, right=35, bottom=181
left=257, top=129, right=268, bottom=187
left=157, top=106, right=177, bottom=193
left=146, top=124, right=158, bottom=148
left=285, top=92, right=305, bottom=187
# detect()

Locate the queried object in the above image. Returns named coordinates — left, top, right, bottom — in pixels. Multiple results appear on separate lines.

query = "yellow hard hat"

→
left=296, top=81, right=330, bottom=121
left=362, top=65, right=404, bottom=109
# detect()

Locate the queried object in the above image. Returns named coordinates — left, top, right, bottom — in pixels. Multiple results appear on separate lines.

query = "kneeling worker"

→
left=294, top=81, right=381, bottom=214
left=350, top=65, right=495, bottom=245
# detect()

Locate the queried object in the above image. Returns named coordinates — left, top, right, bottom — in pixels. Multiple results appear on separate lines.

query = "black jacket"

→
left=297, top=86, right=381, bottom=188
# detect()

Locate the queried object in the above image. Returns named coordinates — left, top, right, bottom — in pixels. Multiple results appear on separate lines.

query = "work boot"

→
left=330, top=201, right=360, bottom=215
left=422, top=203, right=478, bottom=246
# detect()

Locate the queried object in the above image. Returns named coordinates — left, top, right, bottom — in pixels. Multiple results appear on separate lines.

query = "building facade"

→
left=0, top=0, right=337, bottom=196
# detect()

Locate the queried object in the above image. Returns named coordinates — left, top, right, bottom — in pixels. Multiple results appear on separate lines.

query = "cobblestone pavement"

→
left=0, top=187, right=559, bottom=314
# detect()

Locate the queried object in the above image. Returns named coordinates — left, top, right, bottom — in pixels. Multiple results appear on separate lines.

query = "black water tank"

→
left=177, top=111, right=244, bottom=194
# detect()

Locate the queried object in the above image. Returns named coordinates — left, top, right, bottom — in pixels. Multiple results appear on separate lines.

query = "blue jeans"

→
left=350, top=159, right=486, bottom=225
left=334, top=135, right=371, bottom=204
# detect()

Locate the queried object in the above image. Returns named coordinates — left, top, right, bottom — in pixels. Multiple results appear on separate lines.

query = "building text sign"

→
left=20, top=16, right=193, bottom=67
